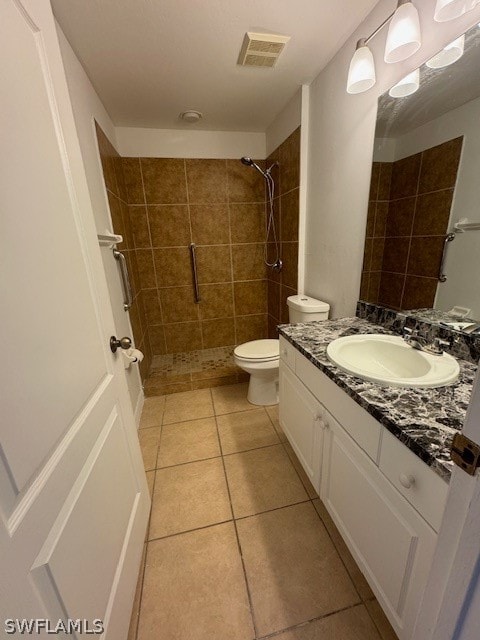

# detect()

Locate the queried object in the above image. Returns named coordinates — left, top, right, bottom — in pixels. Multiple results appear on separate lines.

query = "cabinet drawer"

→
left=279, top=335, right=296, bottom=371
left=379, top=429, right=448, bottom=532
left=296, top=353, right=381, bottom=461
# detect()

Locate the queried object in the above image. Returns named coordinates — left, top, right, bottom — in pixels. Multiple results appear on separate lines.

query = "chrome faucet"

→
left=403, top=327, right=451, bottom=355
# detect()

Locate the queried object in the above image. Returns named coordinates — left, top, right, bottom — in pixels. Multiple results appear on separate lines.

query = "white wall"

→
left=265, top=89, right=302, bottom=157
left=56, top=25, right=143, bottom=417
left=391, top=96, right=480, bottom=319
left=116, top=127, right=265, bottom=159
left=305, top=0, right=480, bottom=318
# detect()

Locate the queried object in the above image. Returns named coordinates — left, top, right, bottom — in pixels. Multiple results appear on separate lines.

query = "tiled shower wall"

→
left=96, top=125, right=152, bottom=383
left=266, top=127, right=300, bottom=337
left=122, top=157, right=269, bottom=355
left=361, top=137, right=463, bottom=311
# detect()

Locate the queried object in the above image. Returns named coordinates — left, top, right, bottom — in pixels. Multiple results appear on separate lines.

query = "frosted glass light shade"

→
left=385, top=2, right=421, bottom=64
left=426, top=35, right=465, bottom=68
left=389, top=68, right=420, bottom=98
left=347, top=42, right=376, bottom=94
left=434, top=0, right=468, bottom=21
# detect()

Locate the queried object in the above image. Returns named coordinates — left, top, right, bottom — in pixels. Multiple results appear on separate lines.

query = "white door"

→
left=0, top=0, right=149, bottom=637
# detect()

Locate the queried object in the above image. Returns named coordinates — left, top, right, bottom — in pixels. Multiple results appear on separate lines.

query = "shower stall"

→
left=97, top=126, right=301, bottom=396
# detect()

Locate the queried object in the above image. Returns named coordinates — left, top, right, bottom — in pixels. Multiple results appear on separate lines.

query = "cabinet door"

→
left=321, top=412, right=437, bottom=640
left=279, top=363, right=324, bottom=492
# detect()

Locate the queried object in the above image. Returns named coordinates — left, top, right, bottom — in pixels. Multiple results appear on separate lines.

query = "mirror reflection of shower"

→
left=240, top=157, right=282, bottom=271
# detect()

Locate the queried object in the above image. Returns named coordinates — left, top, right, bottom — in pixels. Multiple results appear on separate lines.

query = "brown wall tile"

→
left=418, top=137, right=463, bottom=194
left=190, top=204, right=230, bottom=245
left=366, top=203, right=376, bottom=238
left=390, top=153, right=421, bottom=200
left=143, top=289, right=163, bottom=325
left=149, top=325, right=167, bottom=355
left=154, top=248, right=192, bottom=287
left=281, top=242, right=298, bottom=290
left=236, top=315, right=268, bottom=343
left=413, top=190, right=453, bottom=236
left=121, top=200, right=135, bottom=249
left=374, top=202, right=388, bottom=237
left=160, top=287, right=200, bottom=323
left=232, top=244, right=266, bottom=281
left=234, top=281, right=268, bottom=316
left=386, top=198, right=416, bottom=237
left=201, top=318, right=235, bottom=348
left=196, top=245, right=232, bottom=284
left=281, top=189, right=299, bottom=241
left=382, top=237, right=410, bottom=274
left=186, top=159, right=227, bottom=203
left=230, top=203, right=266, bottom=243
left=122, top=158, right=145, bottom=204
left=370, top=238, right=385, bottom=271
left=378, top=163, right=392, bottom=200
left=136, top=250, right=157, bottom=289
left=378, top=273, right=404, bottom=310
left=279, top=128, right=300, bottom=195
left=141, top=158, right=187, bottom=204
left=198, top=283, right=234, bottom=320
left=164, top=322, right=202, bottom=353
left=149, top=205, right=191, bottom=247
left=268, top=280, right=281, bottom=321
left=129, top=205, right=151, bottom=248
left=402, top=276, right=437, bottom=309
left=407, top=237, right=444, bottom=278
left=227, top=160, right=265, bottom=203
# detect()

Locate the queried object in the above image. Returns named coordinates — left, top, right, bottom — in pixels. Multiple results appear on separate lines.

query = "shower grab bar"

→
left=113, top=249, right=133, bottom=311
left=190, top=243, right=201, bottom=303
left=438, top=233, right=456, bottom=283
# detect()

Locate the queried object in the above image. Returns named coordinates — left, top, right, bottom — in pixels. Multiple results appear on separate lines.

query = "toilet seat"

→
left=234, top=339, right=279, bottom=362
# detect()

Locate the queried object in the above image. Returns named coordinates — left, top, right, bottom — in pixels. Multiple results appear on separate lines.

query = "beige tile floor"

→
left=130, top=382, right=399, bottom=640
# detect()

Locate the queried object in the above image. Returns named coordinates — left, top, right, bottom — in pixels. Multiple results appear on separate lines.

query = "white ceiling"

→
left=52, top=0, right=379, bottom=132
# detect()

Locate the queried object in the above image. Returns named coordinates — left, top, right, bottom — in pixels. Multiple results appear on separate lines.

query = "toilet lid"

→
left=234, top=339, right=279, bottom=361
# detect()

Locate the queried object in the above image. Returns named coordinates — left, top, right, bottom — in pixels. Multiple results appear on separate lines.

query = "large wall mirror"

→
left=360, top=24, right=480, bottom=323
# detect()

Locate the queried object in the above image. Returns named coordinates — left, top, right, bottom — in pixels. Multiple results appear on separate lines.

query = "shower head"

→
left=240, top=156, right=266, bottom=177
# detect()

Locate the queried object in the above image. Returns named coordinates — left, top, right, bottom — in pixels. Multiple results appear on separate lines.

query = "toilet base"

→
left=247, top=372, right=279, bottom=406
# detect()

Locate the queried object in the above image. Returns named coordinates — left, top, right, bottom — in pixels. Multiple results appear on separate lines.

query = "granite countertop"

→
left=278, top=317, right=477, bottom=481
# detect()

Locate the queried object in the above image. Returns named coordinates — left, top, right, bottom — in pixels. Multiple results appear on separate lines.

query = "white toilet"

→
left=234, top=295, right=330, bottom=405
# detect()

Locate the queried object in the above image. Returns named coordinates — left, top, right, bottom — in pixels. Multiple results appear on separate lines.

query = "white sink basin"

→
left=326, top=334, right=459, bottom=388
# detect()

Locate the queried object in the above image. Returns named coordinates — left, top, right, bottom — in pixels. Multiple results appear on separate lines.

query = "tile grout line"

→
left=139, top=386, right=391, bottom=640
left=257, top=602, right=371, bottom=640
left=210, top=388, right=260, bottom=639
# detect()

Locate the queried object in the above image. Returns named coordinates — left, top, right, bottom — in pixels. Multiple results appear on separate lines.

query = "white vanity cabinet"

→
left=279, top=362, right=324, bottom=491
left=278, top=336, right=448, bottom=640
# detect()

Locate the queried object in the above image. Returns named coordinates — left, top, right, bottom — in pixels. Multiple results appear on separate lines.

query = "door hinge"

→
left=451, top=433, right=480, bottom=476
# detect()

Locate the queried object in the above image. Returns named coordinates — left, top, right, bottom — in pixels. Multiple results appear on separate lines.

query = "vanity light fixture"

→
left=426, top=34, right=465, bottom=68
left=385, top=0, right=422, bottom=63
left=434, top=0, right=479, bottom=22
left=346, top=0, right=421, bottom=94
left=388, top=68, right=420, bottom=97
left=346, top=39, right=376, bottom=94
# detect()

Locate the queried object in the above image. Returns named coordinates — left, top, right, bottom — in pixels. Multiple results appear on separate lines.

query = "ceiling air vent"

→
left=238, top=32, right=290, bottom=68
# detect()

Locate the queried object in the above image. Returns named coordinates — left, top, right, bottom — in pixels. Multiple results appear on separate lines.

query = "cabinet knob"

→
left=315, top=414, right=328, bottom=430
left=399, top=473, right=415, bottom=489
left=282, top=349, right=288, bottom=357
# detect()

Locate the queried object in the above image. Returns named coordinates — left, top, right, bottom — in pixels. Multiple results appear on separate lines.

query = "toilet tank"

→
left=287, top=295, right=330, bottom=323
